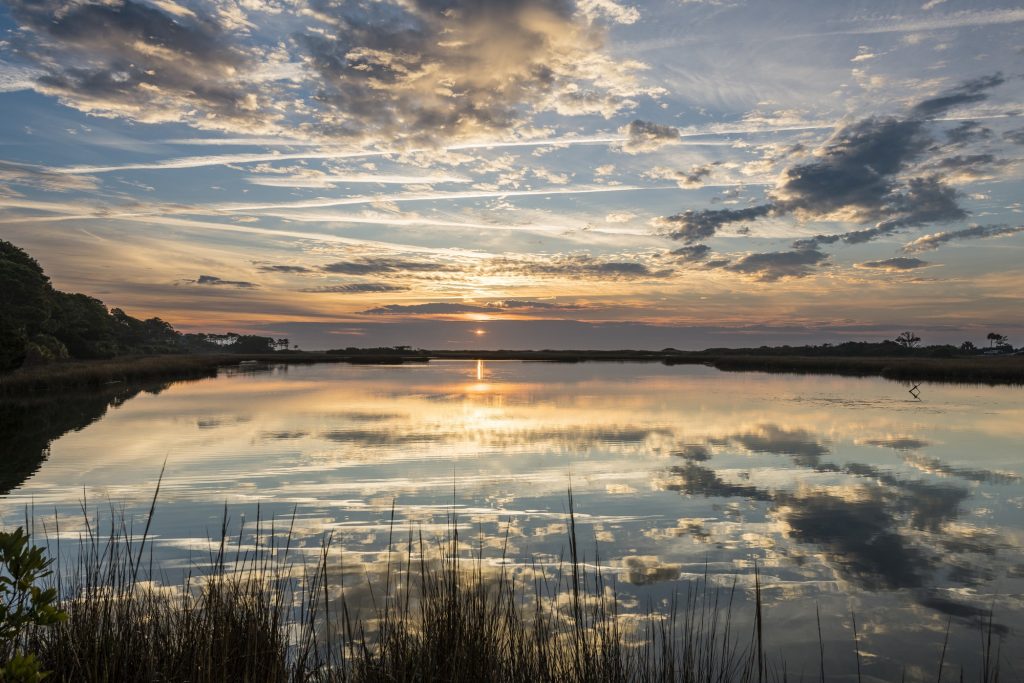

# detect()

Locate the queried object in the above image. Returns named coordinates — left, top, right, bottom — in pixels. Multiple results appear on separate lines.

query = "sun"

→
left=474, top=329, right=486, bottom=336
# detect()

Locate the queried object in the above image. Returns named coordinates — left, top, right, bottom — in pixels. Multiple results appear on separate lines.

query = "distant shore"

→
left=1, top=349, right=1022, bottom=397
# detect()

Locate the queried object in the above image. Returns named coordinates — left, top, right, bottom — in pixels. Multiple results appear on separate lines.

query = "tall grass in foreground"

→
left=4, top=496, right=1008, bottom=683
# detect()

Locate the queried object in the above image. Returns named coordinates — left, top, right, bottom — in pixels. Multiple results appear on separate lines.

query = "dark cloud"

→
left=793, top=176, right=966, bottom=250
left=903, top=224, right=1024, bottom=253
left=944, top=121, right=992, bottom=146
left=188, top=274, right=257, bottom=288
left=491, top=299, right=583, bottom=310
left=621, top=119, right=680, bottom=152
left=258, top=264, right=315, bottom=274
left=671, top=444, right=711, bottom=461
left=362, top=299, right=584, bottom=315
left=301, top=283, right=410, bottom=293
left=676, top=164, right=717, bottom=187
left=909, top=73, right=1005, bottom=119
left=364, top=303, right=502, bottom=315
left=4, top=0, right=268, bottom=131
left=663, top=450, right=978, bottom=592
left=927, top=153, right=1003, bottom=175
left=723, top=247, right=828, bottom=281
left=658, top=205, right=773, bottom=242
left=659, top=75, right=1006, bottom=252
left=1004, top=128, right=1024, bottom=145
left=485, top=254, right=674, bottom=280
left=728, top=424, right=830, bottom=467
left=856, top=257, right=932, bottom=271
left=321, top=257, right=455, bottom=275
left=862, top=438, right=931, bottom=451
left=703, top=258, right=731, bottom=270
left=670, top=244, right=712, bottom=262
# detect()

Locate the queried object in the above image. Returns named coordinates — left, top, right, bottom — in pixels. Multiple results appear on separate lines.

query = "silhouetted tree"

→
left=960, top=341, right=976, bottom=353
left=1, top=239, right=220, bottom=370
left=894, top=331, right=921, bottom=348
left=987, top=332, right=1009, bottom=348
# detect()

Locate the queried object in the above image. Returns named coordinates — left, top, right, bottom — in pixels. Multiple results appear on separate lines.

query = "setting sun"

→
left=474, top=329, right=486, bottom=336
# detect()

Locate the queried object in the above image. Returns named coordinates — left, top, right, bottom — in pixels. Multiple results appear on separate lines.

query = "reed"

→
left=1, top=496, right=1009, bottom=682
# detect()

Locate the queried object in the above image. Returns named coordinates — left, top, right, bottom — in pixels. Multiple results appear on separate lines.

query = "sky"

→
left=0, top=0, right=1022, bottom=350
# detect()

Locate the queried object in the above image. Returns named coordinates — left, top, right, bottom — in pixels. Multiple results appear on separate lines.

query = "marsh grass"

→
left=7, top=493, right=1008, bottom=683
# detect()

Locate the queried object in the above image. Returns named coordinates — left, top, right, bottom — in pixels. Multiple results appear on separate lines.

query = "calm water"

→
left=2, top=361, right=1022, bottom=680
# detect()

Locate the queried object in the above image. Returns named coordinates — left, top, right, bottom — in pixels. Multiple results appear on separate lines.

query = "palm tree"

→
left=987, top=332, right=1008, bottom=348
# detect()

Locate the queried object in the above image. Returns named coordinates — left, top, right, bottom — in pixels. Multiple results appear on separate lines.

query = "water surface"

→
left=2, top=361, right=1022, bottom=680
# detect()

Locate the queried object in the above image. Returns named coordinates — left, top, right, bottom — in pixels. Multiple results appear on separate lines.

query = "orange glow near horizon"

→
left=474, top=329, right=486, bottom=336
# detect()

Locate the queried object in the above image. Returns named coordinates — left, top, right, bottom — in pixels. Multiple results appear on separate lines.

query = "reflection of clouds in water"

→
left=861, top=437, right=933, bottom=451
left=660, top=443, right=1013, bottom=625
left=619, top=556, right=681, bottom=585
left=3, top=361, right=1023, bottom=671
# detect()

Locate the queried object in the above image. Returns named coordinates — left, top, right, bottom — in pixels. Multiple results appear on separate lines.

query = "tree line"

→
left=0, top=240, right=289, bottom=372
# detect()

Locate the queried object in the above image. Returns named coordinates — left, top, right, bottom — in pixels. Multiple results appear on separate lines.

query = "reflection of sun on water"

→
left=469, top=359, right=489, bottom=393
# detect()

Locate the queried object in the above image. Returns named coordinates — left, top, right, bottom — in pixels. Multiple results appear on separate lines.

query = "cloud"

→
left=362, top=299, right=584, bottom=315
left=903, top=224, right=1024, bottom=252
left=726, top=424, right=830, bottom=467
left=1003, top=128, right=1024, bottom=145
left=670, top=244, right=712, bottom=262
left=187, top=274, right=257, bottom=288
left=321, top=257, right=456, bottom=276
left=658, top=75, right=1006, bottom=247
left=4, top=0, right=276, bottom=133
left=491, top=299, right=583, bottom=310
left=486, top=254, right=675, bottom=280
left=724, top=247, right=828, bottom=281
left=301, top=0, right=655, bottom=144
left=620, top=119, right=680, bottom=152
left=644, top=163, right=718, bottom=188
left=0, top=161, right=99, bottom=193
left=862, top=437, right=931, bottom=451
left=363, top=303, right=499, bottom=315
left=657, top=205, right=773, bottom=242
left=257, top=264, right=315, bottom=274
left=619, top=556, right=680, bottom=585
left=909, top=73, right=1005, bottom=119
left=3, top=0, right=654, bottom=143
left=300, top=283, right=410, bottom=293
left=944, top=121, right=992, bottom=146
left=855, top=257, right=932, bottom=271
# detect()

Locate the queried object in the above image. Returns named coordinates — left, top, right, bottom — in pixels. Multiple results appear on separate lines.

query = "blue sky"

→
left=1, top=0, right=1022, bottom=349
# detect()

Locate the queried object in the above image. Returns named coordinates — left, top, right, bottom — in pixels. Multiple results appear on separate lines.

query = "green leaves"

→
left=0, top=528, right=66, bottom=682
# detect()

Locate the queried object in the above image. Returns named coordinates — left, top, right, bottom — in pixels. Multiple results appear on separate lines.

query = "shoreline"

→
left=1, top=350, right=1022, bottom=397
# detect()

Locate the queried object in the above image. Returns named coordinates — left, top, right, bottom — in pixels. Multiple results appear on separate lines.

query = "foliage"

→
left=986, top=332, right=1010, bottom=349
left=894, top=331, right=922, bottom=348
left=0, top=528, right=66, bottom=682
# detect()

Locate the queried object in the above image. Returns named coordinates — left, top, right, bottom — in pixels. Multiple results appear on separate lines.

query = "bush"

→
left=0, top=528, right=66, bottom=682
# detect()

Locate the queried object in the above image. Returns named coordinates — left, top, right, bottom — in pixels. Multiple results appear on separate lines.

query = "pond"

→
left=1, top=361, right=1021, bottom=680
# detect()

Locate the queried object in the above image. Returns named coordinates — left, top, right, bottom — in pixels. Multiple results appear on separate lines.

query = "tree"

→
left=894, top=331, right=921, bottom=348
left=0, top=241, right=53, bottom=371
left=987, top=332, right=1009, bottom=348
left=960, top=341, right=976, bottom=353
